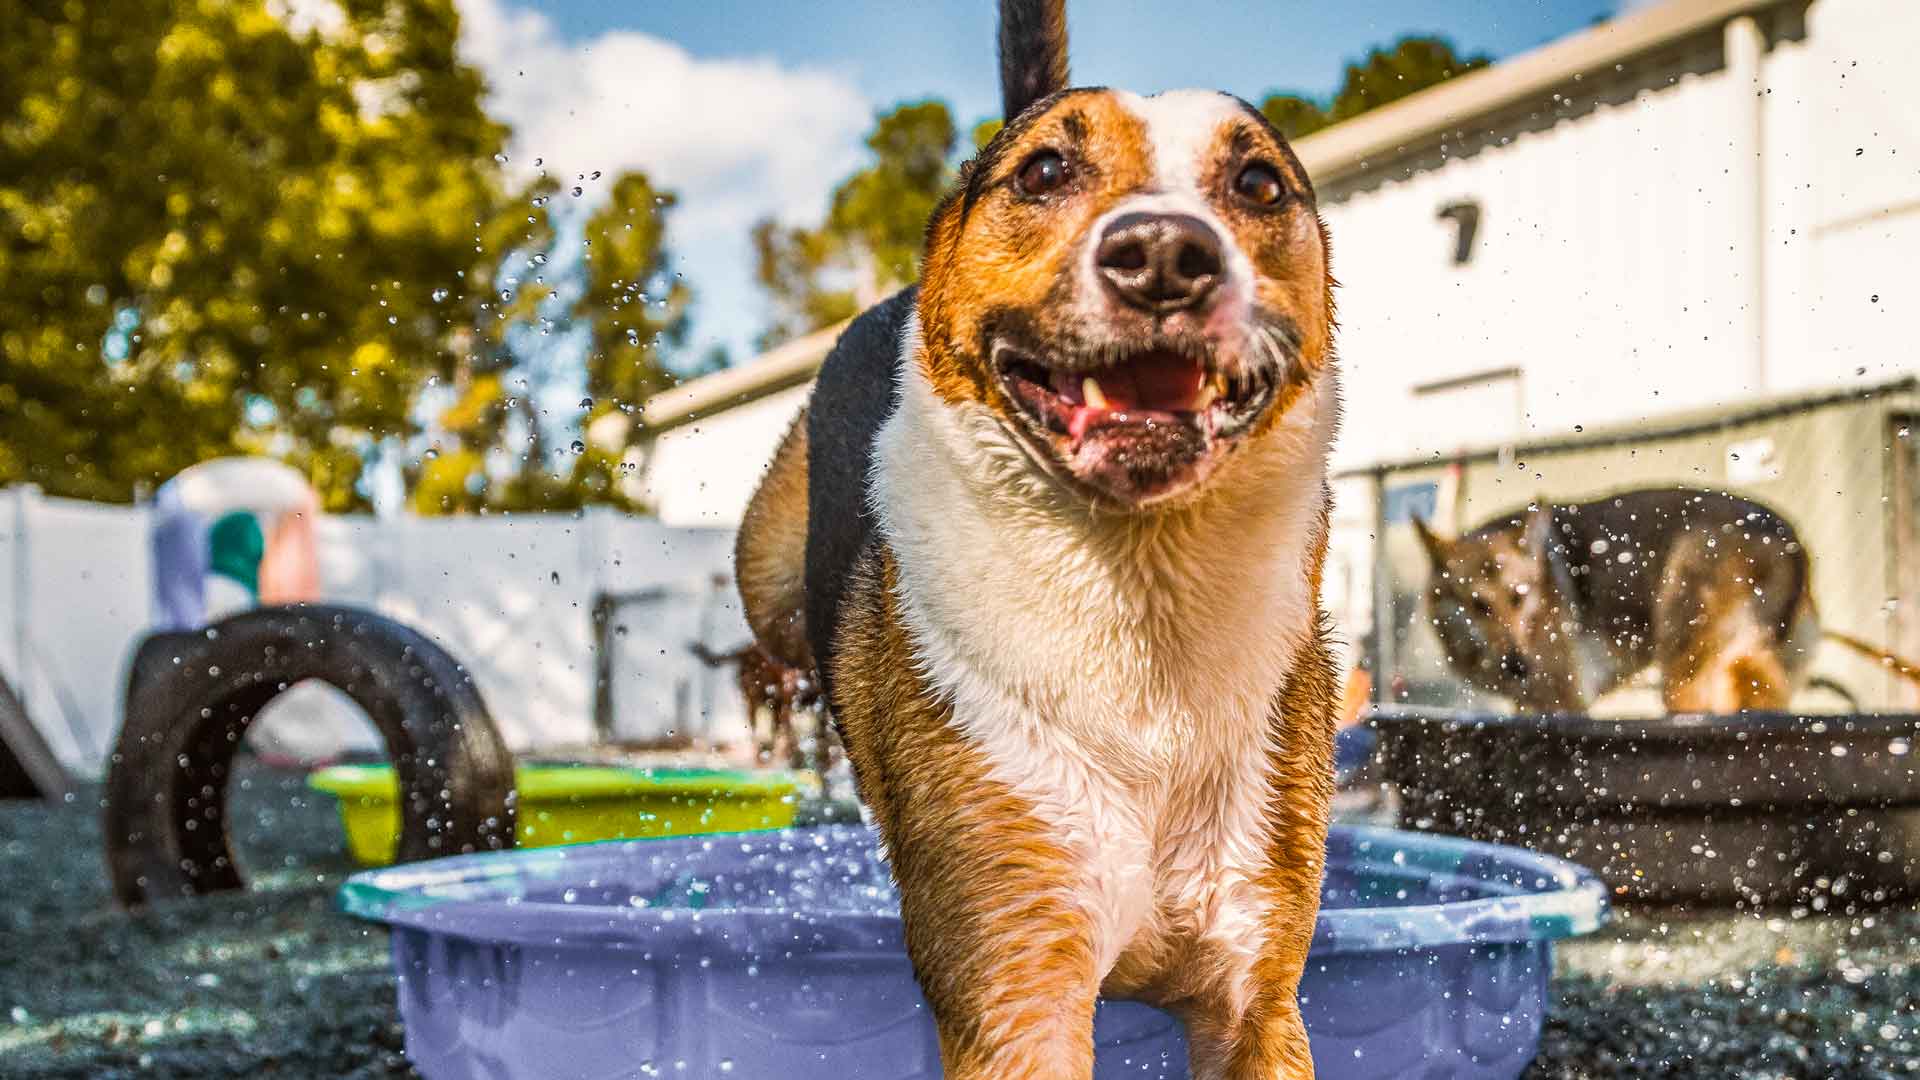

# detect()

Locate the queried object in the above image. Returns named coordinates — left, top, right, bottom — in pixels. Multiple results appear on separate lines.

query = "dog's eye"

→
left=1233, top=162, right=1285, bottom=206
left=1016, top=150, right=1068, bottom=196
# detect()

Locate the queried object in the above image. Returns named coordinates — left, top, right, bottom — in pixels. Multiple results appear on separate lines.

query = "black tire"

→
left=104, top=604, right=516, bottom=906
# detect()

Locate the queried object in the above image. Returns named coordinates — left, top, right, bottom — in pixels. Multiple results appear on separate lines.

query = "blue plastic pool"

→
left=342, top=824, right=1606, bottom=1079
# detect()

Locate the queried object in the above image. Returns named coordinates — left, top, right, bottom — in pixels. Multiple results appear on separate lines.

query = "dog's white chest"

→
left=870, top=352, right=1339, bottom=992
left=955, top=672, right=1286, bottom=977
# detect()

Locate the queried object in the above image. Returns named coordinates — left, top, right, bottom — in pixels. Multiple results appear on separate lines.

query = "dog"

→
left=732, top=2, right=1340, bottom=1074
left=689, top=640, right=825, bottom=770
left=1412, top=487, right=1920, bottom=714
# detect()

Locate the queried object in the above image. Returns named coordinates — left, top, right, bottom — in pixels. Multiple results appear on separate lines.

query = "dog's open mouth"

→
left=993, top=341, right=1280, bottom=503
left=998, top=346, right=1276, bottom=440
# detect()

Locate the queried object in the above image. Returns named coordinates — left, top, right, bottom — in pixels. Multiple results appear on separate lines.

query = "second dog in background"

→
left=1414, top=487, right=1920, bottom=714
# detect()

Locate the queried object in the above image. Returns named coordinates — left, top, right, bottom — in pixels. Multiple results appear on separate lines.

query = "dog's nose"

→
left=1095, top=212, right=1224, bottom=313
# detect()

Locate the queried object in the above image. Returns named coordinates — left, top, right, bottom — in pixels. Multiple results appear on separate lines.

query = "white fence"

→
left=0, top=486, right=750, bottom=779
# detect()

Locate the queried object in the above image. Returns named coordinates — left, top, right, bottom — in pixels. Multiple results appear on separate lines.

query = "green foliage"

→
left=409, top=171, right=688, bottom=515
left=1260, top=35, right=1490, bottom=144
left=577, top=173, right=689, bottom=409
left=751, top=101, right=956, bottom=347
left=0, top=0, right=531, bottom=510
left=1257, top=95, right=1332, bottom=142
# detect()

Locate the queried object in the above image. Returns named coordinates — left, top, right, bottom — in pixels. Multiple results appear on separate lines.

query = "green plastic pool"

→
left=307, top=763, right=802, bottom=866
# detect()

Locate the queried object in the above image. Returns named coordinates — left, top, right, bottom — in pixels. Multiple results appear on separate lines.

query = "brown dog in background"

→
left=1413, top=487, right=1919, bottom=714
left=690, top=641, right=823, bottom=769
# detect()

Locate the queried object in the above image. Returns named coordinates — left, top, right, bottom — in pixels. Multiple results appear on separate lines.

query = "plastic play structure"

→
left=310, top=762, right=801, bottom=866
left=93, top=454, right=1628, bottom=1076
left=341, top=823, right=1607, bottom=1080
left=149, top=456, right=322, bottom=630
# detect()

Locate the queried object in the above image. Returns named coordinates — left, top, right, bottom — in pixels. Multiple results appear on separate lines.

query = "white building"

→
left=1317, top=0, right=1916, bottom=464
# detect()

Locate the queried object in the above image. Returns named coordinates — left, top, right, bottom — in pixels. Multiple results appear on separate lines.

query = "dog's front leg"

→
left=1177, top=876, right=1319, bottom=1080
left=1182, top=650, right=1338, bottom=1079
left=891, top=822, right=1101, bottom=1080
left=1182, top=953, right=1315, bottom=1080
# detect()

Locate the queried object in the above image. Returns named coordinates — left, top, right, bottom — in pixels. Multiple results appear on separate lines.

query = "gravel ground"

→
left=2, top=765, right=1917, bottom=1078
left=0, top=767, right=414, bottom=1079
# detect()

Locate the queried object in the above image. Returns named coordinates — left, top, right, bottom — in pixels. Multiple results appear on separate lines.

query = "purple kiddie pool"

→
left=341, top=824, right=1606, bottom=1079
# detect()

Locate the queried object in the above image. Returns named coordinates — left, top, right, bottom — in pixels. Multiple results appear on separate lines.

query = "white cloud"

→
left=457, top=0, right=873, bottom=360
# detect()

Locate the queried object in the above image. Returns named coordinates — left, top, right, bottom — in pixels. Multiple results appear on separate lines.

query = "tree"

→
left=1257, top=94, right=1333, bottom=142
left=751, top=101, right=956, bottom=347
left=1261, top=36, right=1490, bottom=144
left=409, top=170, right=690, bottom=515
left=405, top=174, right=561, bottom=516
left=0, top=0, right=525, bottom=509
left=561, top=171, right=691, bottom=510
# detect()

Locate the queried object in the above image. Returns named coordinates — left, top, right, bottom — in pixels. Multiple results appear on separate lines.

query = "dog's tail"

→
left=1824, top=631, right=1920, bottom=688
left=999, top=0, right=1069, bottom=121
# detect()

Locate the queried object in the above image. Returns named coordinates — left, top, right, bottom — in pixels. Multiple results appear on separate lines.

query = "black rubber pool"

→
left=1371, top=708, right=1920, bottom=907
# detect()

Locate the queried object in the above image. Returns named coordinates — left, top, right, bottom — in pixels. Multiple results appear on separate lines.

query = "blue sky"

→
left=534, top=3, right=1615, bottom=126
left=458, top=0, right=1618, bottom=372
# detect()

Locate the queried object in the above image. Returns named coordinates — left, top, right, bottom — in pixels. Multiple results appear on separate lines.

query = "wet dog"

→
left=689, top=641, right=823, bottom=770
left=1414, top=487, right=1920, bottom=713
left=733, top=1, right=1340, bottom=1074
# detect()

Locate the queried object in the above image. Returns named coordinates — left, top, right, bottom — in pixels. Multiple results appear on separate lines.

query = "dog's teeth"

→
left=1082, top=377, right=1110, bottom=410
left=1192, top=382, right=1218, bottom=411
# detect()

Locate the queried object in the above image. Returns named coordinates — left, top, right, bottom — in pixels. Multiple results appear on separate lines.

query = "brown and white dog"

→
left=734, top=2, right=1340, bottom=1075
left=1413, top=487, right=1920, bottom=714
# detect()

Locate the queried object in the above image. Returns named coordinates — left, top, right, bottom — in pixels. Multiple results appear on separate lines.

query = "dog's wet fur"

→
left=734, top=2, right=1342, bottom=1074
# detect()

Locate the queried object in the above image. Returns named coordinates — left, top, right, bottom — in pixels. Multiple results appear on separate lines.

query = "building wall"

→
left=641, top=382, right=811, bottom=527
left=619, top=0, right=1917, bottom=704
left=1321, top=0, right=1920, bottom=475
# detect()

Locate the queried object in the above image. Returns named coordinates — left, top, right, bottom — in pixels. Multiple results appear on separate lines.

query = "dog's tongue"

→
left=1052, top=351, right=1207, bottom=439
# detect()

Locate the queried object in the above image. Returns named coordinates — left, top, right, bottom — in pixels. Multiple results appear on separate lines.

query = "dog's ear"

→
left=999, top=0, right=1069, bottom=121
left=1410, top=515, right=1451, bottom=573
